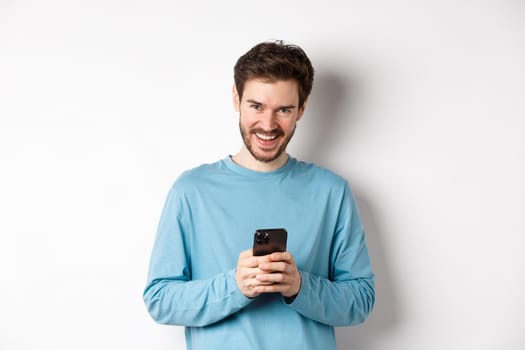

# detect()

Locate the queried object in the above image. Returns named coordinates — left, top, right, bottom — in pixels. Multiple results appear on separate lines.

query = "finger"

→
left=253, top=278, right=274, bottom=286
left=270, top=251, right=294, bottom=262
left=239, top=254, right=268, bottom=268
left=238, top=266, right=263, bottom=280
left=258, top=261, right=287, bottom=272
left=254, top=283, right=287, bottom=294
left=254, top=276, right=300, bottom=297
left=239, top=257, right=261, bottom=268
left=254, top=254, right=273, bottom=264
left=240, top=255, right=271, bottom=268
left=239, top=249, right=254, bottom=259
left=247, top=276, right=273, bottom=286
left=256, top=272, right=285, bottom=284
left=241, top=276, right=275, bottom=293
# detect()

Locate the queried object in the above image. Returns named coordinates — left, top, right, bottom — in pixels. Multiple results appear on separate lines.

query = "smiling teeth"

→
left=256, top=133, right=277, bottom=140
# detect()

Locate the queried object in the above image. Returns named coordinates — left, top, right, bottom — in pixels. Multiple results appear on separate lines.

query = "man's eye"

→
left=279, top=108, right=291, bottom=113
left=250, top=104, right=262, bottom=110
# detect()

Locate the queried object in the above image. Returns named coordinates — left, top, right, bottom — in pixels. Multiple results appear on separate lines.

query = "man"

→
left=143, top=40, right=375, bottom=349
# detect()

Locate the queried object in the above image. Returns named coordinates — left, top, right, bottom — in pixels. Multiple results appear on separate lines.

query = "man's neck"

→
left=231, top=148, right=289, bottom=172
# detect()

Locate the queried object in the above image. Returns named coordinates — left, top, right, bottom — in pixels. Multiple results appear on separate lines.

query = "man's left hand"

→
left=254, top=251, right=301, bottom=298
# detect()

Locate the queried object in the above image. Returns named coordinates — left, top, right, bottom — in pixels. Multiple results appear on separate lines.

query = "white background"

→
left=1, top=1, right=524, bottom=349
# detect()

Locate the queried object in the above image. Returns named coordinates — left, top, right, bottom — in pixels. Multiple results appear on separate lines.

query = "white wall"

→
left=1, top=1, right=524, bottom=349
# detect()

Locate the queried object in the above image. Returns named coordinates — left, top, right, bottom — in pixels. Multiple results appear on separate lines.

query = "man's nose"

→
left=259, top=110, right=278, bottom=130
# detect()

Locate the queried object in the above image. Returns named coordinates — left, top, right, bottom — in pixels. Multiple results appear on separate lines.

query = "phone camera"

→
left=255, top=232, right=270, bottom=244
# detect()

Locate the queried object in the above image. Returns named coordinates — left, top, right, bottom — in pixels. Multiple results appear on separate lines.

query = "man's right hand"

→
left=235, top=249, right=273, bottom=298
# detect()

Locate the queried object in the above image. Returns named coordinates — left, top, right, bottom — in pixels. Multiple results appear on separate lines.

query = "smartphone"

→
left=253, top=228, right=288, bottom=256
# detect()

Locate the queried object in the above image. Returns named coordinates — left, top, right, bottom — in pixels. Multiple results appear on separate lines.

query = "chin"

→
left=250, top=148, right=285, bottom=163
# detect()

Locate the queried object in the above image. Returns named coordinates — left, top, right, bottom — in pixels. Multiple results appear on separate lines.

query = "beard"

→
left=239, top=119, right=296, bottom=163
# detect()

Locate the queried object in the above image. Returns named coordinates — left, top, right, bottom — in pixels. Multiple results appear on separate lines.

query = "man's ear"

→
left=232, top=84, right=240, bottom=112
left=296, top=99, right=308, bottom=121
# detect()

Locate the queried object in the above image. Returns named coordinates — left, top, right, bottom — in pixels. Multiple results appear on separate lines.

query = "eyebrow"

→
left=246, top=99, right=297, bottom=110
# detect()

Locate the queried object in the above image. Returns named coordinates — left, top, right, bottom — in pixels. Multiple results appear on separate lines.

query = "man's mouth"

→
left=250, top=128, right=284, bottom=143
left=255, top=133, right=278, bottom=141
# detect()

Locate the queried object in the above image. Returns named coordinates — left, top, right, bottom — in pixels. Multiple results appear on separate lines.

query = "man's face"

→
left=233, top=78, right=306, bottom=164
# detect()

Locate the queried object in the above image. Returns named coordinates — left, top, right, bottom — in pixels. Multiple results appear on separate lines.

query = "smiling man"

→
left=233, top=79, right=304, bottom=170
left=143, top=41, right=375, bottom=349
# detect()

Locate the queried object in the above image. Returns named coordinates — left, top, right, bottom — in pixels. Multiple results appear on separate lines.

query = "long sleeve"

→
left=286, top=184, right=375, bottom=326
left=143, top=185, right=252, bottom=327
left=143, top=158, right=375, bottom=349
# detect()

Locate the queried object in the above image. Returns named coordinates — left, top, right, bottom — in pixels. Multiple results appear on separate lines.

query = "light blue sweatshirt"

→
left=143, top=156, right=375, bottom=349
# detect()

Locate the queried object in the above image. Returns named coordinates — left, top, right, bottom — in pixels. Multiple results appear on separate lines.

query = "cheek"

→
left=280, top=118, right=298, bottom=131
left=240, top=110, right=258, bottom=125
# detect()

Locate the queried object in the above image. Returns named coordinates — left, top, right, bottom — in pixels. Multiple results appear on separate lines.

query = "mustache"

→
left=249, top=127, right=285, bottom=136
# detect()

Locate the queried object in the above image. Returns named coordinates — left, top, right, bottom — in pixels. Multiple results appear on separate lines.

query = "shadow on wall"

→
left=336, top=193, right=401, bottom=349
left=295, top=69, right=352, bottom=162
left=303, top=69, right=401, bottom=349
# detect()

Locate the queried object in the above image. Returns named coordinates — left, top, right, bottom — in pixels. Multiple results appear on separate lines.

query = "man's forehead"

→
left=242, top=78, right=299, bottom=105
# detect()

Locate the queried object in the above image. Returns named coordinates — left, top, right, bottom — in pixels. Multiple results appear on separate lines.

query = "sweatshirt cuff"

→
left=225, top=268, right=253, bottom=307
left=284, top=270, right=309, bottom=306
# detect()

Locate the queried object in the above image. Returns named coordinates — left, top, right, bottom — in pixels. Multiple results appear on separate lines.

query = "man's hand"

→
left=235, top=249, right=301, bottom=299
left=255, top=251, right=301, bottom=298
left=235, top=249, right=271, bottom=299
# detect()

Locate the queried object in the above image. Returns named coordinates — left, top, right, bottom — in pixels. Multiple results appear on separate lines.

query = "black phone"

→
left=253, top=228, right=288, bottom=256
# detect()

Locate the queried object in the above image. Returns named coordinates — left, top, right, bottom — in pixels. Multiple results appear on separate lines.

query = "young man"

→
left=143, top=41, right=375, bottom=349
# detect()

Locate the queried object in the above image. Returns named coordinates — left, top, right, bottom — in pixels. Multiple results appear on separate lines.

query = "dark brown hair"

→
left=234, top=40, right=315, bottom=108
